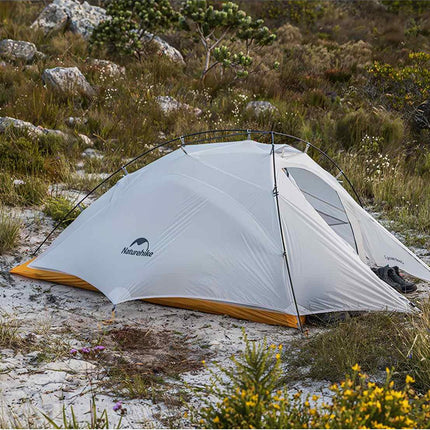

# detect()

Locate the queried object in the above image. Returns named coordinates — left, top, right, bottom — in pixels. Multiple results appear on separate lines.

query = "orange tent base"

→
left=11, top=259, right=305, bottom=328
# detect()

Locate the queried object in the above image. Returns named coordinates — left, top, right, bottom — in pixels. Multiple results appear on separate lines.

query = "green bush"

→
left=91, top=0, right=179, bottom=58
left=44, top=196, right=85, bottom=226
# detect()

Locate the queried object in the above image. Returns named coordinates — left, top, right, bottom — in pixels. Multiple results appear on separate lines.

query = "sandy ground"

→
left=0, top=204, right=429, bottom=428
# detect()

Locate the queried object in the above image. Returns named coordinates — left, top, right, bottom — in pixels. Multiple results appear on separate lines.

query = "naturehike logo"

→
left=121, top=237, right=153, bottom=257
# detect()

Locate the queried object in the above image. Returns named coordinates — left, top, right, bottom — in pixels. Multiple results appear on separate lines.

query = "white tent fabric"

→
left=27, top=139, right=424, bottom=317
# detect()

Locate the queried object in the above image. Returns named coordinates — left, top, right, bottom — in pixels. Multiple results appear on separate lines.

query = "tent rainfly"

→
left=11, top=135, right=430, bottom=329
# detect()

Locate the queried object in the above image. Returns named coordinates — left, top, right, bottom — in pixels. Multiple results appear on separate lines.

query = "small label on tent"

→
left=384, top=255, right=404, bottom=265
left=121, top=237, right=154, bottom=257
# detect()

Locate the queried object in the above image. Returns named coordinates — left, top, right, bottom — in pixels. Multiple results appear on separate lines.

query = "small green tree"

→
left=91, top=0, right=179, bottom=59
left=180, top=0, right=275, bottom=81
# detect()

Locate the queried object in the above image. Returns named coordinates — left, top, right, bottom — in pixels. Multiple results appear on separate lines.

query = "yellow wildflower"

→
left=406, top=375, right=415, bottom=384
left=276, top=353, right=281, bottom=360
left=278, top=344, right=283, bottom=350
left=213, top=416, right=220, bottom=423
left=201, top=360, right=206, bottom=365
left=352, top=363, right=361, bottom=372
left=183, top=411, right=188, bottom=418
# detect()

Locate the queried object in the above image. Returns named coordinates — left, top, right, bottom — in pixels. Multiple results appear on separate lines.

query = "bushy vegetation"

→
left=195, top=332, right=430, bottom=429
left=1, top=0, right=430, bottom=236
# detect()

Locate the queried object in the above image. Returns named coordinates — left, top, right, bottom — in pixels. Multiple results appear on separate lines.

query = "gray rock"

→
left=31, top=0, right=107, bottom=40
left=156, top=96, right=202, bottom=116
left=87, top=58, right=125, bottom=78
left=78, top=133, right=93, bottom=146
left=0, top=117, right=44, bottom=137
left=82, top=148, right=102, bottom=159
left=0, top=39, right=42, bottom=63
left=143, top=33, right=185, bottom=64
left=246, top=101, right=278, bottom=116
left=0, top=116, right=68, bottom=140
left=42, top=67, right=95, bottom=97
left=65, top=116, right=88, bottom=127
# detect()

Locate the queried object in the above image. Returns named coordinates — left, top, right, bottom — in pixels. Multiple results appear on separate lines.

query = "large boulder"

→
left=0, top=116, right=68, bottom=139
left=31, top=0, right=106, bottom=40
left=87, top=58, right=125, bottom=78
left=156, top=96, right=202, bottom=116
left=143, top=33, right=185, bottom=65
left=246, top=101, right=278, bottom=116
left=0, top=39, right=42, bottom=63
left=42, top=67, right=96, bottom=97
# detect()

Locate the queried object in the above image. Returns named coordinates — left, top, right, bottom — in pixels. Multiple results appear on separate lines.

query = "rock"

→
left=78, top=134, right=93, bottom=146
left=87, top=58, right=125, bottom=78
left=82, top=148, right=102, bottom=159
left=0, top=116, right=68, bottom=140
left=143, top=33, right=185, bottom=64
left=42, top=67, right=96, bottom=97
left=0, top=117, right=44, bottom=137
left=156, top=96, right=202, bottom=116
left=65, top=116, right=88, bottom=127
left=246, top=101, right=278, bottom=116
left=0, top=39, right=42, bottom=63
left=31, top=0, right=107, bottom=40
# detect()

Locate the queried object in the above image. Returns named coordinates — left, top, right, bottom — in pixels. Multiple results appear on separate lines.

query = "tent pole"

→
left=270, top=131, right=304, bottom=332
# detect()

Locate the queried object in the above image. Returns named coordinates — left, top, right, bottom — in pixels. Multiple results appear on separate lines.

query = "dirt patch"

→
left=109, top=326, right=203, bottom=375
left=99, top=326, right=206, bottom=400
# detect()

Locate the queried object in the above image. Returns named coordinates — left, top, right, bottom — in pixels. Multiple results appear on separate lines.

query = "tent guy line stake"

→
left=270, top=131, right=304, bottom=333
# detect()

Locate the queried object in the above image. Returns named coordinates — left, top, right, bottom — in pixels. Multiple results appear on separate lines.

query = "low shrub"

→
left=196, top=333, right=430, bottom=429
left=0, top=208, right=21, bottom=254
left=44, top=196, right=84, bottom=226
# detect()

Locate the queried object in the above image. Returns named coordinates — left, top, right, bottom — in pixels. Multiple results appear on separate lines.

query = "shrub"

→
left=91, top=0, right=179, bottom=58
left=0, top=208, right=21, bottom=254
left=196, top=334, right=430, bottom=429
left=44, top=196, right=84, bottom=226
left=180, top=0, right=275, bottom=81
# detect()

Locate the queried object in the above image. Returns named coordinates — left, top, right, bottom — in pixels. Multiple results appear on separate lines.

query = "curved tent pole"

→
left=270, top=131, right=303, bottom=332
left=32, top=128, right=362, bottom=255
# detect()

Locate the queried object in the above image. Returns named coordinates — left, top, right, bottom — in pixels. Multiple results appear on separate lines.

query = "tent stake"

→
left=270, top=131, right=304, bottom=333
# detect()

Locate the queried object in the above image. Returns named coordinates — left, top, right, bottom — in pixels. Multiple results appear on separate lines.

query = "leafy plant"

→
left=91, top=0, right=179, bottom=58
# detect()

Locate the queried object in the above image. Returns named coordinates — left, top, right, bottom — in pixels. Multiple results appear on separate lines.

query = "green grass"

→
left=286, top=305, right=430, bottom=393
left=286, top=313, right=405, bottom=382
left=0, top=209, right=21, bottom=254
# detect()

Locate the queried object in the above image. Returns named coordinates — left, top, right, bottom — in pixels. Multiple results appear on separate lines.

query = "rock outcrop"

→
left=31, top=0, right=106, bottom=40
left=0, top=39, right=43, bottom=62
left=156, top=96, right=202, bottom=116
left=143, top=33, right=185, bottom=65
left=87, top=58, right=125, bottom=78
left=0, top=116, right=67, bottom=139
left=42, top=67, right=95, bottom=97
left=246, top=101, right=278, bottom=116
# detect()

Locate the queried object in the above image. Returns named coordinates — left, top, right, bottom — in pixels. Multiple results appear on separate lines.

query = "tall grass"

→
left=0, top=209, right=21, bottom=254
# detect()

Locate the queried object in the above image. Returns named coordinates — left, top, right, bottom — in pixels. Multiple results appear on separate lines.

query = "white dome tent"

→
left=12, top=130, right=430, bottom=329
